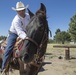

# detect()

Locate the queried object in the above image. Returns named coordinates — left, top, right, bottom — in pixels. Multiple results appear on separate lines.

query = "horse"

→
left=1, top=3, right=49, bottom=75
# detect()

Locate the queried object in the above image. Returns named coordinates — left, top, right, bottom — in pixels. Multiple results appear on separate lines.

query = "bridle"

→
left=23, top=11, right=48, bottom=70
left=24, top=25, right=48, bottom=73
left=25, top=37, right=39, bottom=48
left=25, top=11, right=48, bottom=50
left=25, top=29, right=48, bottom=49
left=25, top=22, right=48, bottom=57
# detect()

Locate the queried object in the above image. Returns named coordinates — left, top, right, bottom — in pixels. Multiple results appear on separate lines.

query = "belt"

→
left=8, top=30, right=16, bottom=35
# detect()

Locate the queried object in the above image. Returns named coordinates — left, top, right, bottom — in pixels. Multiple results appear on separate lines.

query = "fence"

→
left=53, top=45, right=76, bottom=60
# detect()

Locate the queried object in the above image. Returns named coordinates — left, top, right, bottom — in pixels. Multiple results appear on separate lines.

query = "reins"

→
left=25, top=37, right=39, bottom=48
left=23, top=29, right=48, bottom=75
left=24, top=25, right=48, bottom=61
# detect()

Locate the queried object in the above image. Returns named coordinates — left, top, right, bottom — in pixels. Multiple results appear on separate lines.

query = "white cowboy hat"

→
left=12, top=1, right=29, bottom=11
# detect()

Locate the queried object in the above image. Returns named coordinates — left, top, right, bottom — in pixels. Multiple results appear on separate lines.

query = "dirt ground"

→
left=0, top=44, right=76, bottom=75
left=38, top=44, right=76, bottom=75
left=38, top=55, right=76, bottom=75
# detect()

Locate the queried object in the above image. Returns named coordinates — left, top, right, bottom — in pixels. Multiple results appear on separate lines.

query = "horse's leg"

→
left=1, top=69, right=6, bottom=75
left=34, top=62, right=43, bottom=75
left=18, top=59, right=25, bottom=75
left=1, top=68, right=9, bottom=75
left=5, top=71, right=9, bottom=75
left=25, top=63, right=39, bottom=75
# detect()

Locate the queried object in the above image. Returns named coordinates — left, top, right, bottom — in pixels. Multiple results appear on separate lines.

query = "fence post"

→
left=65, top=47, right=70, bottom=60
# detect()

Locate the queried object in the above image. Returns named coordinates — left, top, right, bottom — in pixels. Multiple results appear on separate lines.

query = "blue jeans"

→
left=2, top=33, right=18, bottom=69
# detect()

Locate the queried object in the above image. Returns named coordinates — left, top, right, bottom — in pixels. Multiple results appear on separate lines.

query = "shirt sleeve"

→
left=14, top=20, right=27, bottom=40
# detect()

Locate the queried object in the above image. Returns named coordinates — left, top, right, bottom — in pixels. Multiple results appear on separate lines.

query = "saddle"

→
left=0, top=37, right=23, bottom=58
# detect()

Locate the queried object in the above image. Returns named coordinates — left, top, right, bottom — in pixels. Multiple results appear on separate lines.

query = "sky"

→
left=0, top=0, right=76, bottom=39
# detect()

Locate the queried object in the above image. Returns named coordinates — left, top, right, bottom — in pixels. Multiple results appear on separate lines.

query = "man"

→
left=1, top=1, right=30, bottom=71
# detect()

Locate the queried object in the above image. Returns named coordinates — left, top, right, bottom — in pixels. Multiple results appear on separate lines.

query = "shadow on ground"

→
left=39, top=61, right=52, bottom=72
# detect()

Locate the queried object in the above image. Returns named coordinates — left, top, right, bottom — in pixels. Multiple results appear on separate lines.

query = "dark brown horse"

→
left=19, top=3, right=49, bottom=75
left=1, top=3, right=49, bottom=75
left=19, top=3, right=49, bottom=63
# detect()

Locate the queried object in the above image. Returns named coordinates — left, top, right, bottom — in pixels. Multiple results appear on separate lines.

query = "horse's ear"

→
left=27, top=8, right=34, bottom=18
left=40, top=3, right=46, bottom=13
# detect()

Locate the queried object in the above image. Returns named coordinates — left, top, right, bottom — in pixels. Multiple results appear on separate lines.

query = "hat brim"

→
left=12, top=5, right=29, bottom=11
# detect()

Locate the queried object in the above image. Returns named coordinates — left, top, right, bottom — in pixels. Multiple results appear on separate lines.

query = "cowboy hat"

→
left=12, top=1, right=29, bottom=11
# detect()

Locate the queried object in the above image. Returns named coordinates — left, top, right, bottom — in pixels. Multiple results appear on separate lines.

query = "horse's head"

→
left=19, top=3, right=49, bottom=63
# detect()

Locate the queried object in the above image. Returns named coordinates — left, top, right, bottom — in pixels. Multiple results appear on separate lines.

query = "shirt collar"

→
left=18, top=14, right=25, bottom=20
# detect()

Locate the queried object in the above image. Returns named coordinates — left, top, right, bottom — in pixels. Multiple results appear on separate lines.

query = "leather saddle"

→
left=0, top=37, right=23, bottom=58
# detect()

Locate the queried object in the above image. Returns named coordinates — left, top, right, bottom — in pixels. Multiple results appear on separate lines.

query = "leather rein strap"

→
left=25, top=37, right=39, bottom=48
left=25, top=29, right=48, bottom=49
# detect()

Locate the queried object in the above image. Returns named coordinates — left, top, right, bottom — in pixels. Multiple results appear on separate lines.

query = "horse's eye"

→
left=40, top=21, right=43, bottom=26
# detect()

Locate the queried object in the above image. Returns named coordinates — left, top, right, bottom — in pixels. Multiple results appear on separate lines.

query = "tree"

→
left=54, top=30, right=71, bottom=44
left=0, top=36, right=7, bottom=40
left=54, top=28, right=61, bottom=43
left=60, top=31, right=71, bottom=44
left=68, top=14, right=76, bottom=42
left=55, top=28, right=61, bottom=34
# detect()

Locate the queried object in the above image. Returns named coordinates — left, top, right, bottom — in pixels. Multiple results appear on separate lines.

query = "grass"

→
left=46, top=44, right=64, bottom=53
left=46, top=44, right=76, bottom=59
left=46, top=43, right=76, bottom=53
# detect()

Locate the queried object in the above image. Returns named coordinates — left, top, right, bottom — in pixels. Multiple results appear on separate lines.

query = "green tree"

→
left=54, top=31, right=71, bottom=44
left=68, top=14, right=76, bottom=42
left=55, top=28, right=61, bottom=34
left=54, top=28, right=61, bottom=43
left=0, top=36, right=7, bottom=40
left=60, top=31, right=71, bottom=44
